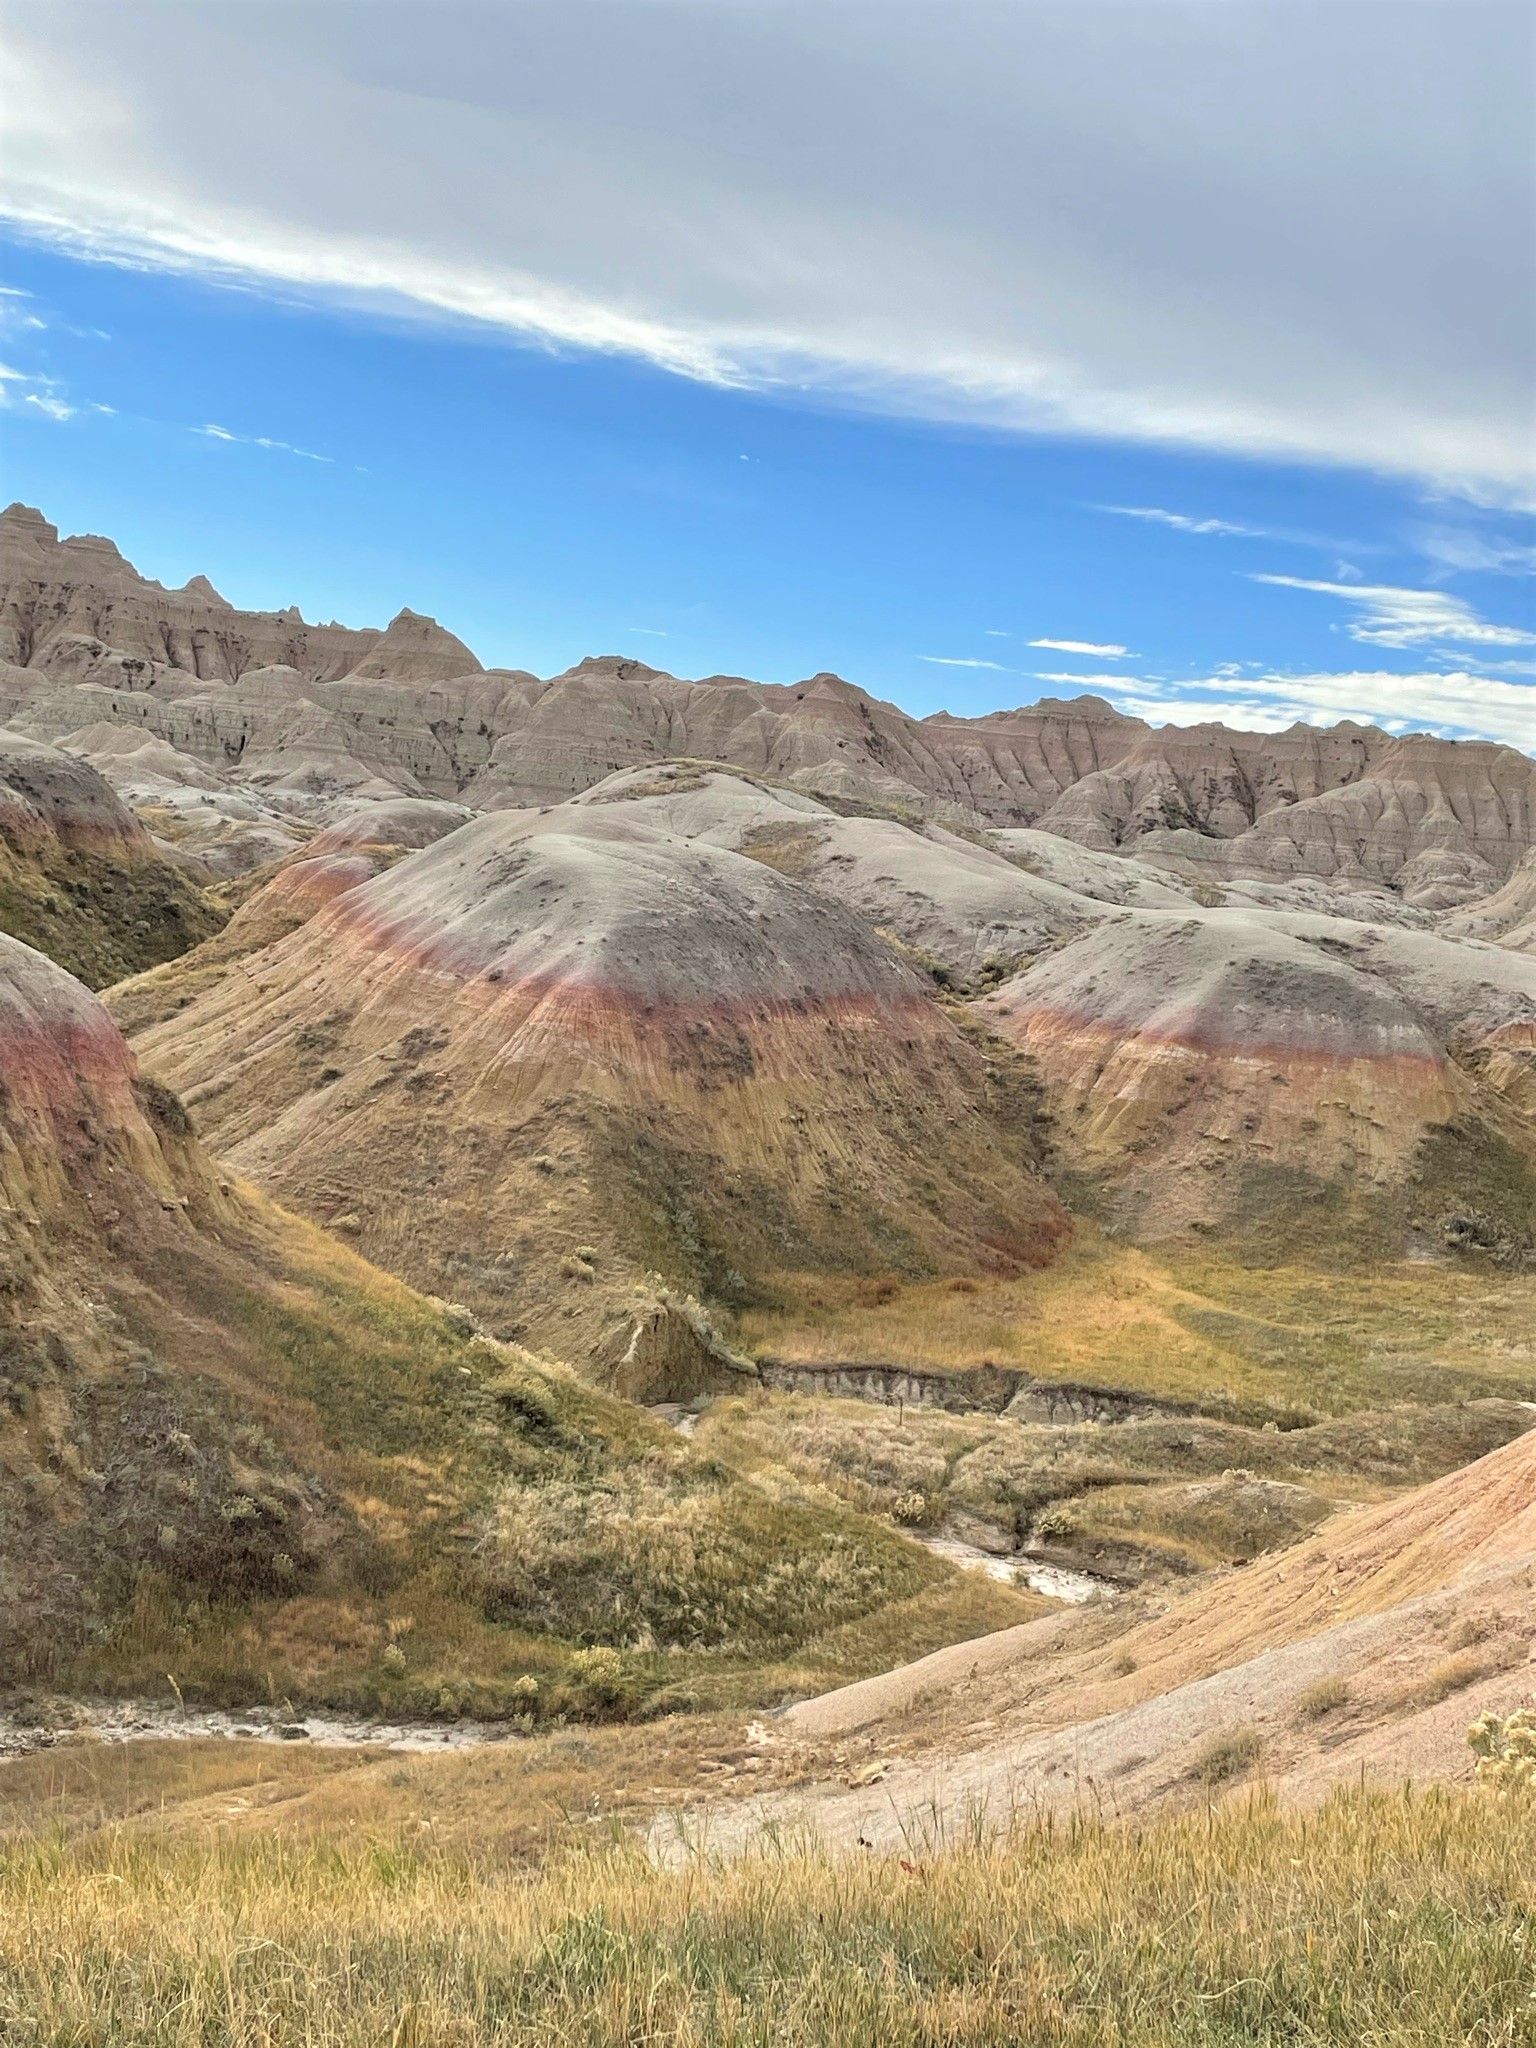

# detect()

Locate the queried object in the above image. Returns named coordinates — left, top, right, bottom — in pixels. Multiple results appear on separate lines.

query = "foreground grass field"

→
left=1, top=1787, right=1529, bottom=2044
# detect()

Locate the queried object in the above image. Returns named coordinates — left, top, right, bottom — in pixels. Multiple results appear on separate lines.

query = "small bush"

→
left=1468, top=1707, right=1536, bottom=1793
left=1296, top=1677, right=1351, bottom=1720
left=1192, top=1726, right=1262, bottom=1784
left=1421, top=1656, right=1488, bottom=1704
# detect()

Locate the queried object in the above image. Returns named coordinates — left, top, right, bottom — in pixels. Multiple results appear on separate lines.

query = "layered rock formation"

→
left=3, top=504, right=1533, bottom=901
left=126, top=804, right=1070, bottom=1350
left=975, top=904, right=1536, bottom=1232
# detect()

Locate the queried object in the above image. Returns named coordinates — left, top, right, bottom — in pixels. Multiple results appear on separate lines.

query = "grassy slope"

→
left=735, top=1221, right=1536, bottom=1419
left=0, top=1785, right=1529, bottom=2045
left=0, top=837, right=224, bottom=990
left=13, top=1198, right=1037, bottom=1722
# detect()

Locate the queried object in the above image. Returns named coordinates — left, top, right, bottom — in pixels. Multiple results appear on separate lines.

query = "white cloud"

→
left=0, top=358, right=79, bottom=420
left=0, top=3, right=1529, bottom=496
left=1029, top=638, right=1129, bottom=657
left=921, top=656, right=1010, bottom=671
left=195, top=422, right=331, bottom=463
left=1095, top=506, right=1264, bottom=538
left=1097, top=670, right=1536, bottom=752
left=1033, top=672, right=1141, bottom=687
left=1411, top=526, right=1536, bottom=577
left=1254, top=575, right=1534, bottom=649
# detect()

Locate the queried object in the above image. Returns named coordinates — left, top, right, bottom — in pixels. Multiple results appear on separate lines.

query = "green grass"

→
left=21, top=1211, right=1037, bottom=1724
left=0, top=840, right=224, bottom=989
left=0, top=1788, right=1529, bottom=2044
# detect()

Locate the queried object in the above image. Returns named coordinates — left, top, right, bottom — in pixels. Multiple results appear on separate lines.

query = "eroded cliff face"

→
left=3, top=503, right=1533, bottom=897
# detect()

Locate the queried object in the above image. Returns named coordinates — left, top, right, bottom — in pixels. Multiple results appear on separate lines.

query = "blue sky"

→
left=1, top=2, right=1532, bottom=749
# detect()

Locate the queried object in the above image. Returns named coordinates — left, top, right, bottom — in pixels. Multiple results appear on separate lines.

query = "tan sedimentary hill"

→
left=566, top=764, right=1095, bottom=982
left=1442, top=849, right=1536, bottom=955
left=125, top=804, right=1069, bottom=1364
left=5, top=506, right=1534, bottom=903
left=0, top=928, right=345, bottom=1665
left=105, top=798, right=476, bottom=1036
left=0, top=730, right=224, bottom=986
left=6, top=500, right=1534, bottom=927
left=1036, top=721, right=1536, bottom=893
left=459, top=660, right=1146, bottom=818
left=973, top=904, right=1536, bottom=1232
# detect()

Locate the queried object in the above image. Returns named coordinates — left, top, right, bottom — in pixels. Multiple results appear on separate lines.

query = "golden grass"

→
left=738, top=1224, right=1536, bottom=1418
left=0, top=1787, right=1530, bottom=2043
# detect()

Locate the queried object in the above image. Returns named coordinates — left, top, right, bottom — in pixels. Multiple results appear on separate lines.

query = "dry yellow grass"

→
left=739, top=1223, right=1536, bottom=1417
left=0, top=1786, right=1529, bottom=2044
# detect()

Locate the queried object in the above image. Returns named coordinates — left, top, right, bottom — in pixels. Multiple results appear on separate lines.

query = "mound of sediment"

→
left=569, top=765, right=1095, bottom=982
left=129, top=806, right=1069, bottom=1354
left=0, top=730, right=224, bottom=985
left=974, top=904, right=1536, bottom=1228
left=1443, top=849, right=1536, bottom=954
left=647, top=1426, right=1536, bottom=1862
left=5, top=507, right=1533, bottom=911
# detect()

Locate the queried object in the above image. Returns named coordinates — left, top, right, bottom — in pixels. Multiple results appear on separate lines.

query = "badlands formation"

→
left=2, top=505, right=1534, bottom=1807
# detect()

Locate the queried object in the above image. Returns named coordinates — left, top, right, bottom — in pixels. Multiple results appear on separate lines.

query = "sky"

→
left=0, top=0, right=1532, bottom=748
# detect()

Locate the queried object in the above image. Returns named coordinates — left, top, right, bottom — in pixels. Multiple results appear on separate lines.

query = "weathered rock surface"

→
left=4, top=506, right=1533, bottom=902
left=128, top=805, right=1069, bottom=1350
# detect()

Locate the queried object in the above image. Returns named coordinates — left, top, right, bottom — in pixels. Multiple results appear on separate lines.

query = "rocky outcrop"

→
left=0, top=503, right=380, bottom=681
left=4, top=507, right=1532, bottom=898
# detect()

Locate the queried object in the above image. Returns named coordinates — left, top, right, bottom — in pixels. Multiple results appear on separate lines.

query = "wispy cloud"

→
left=1253, top=574, right=1534, bottom=649
left=1095, top=505, right=1263, bottom=538
left=1411, top=526, right=1536, bottom=578
left=1093, top=670, right=1535, bottom=751
left=920, top=655, right=1011, bottom=670
left=0, top=358, right=77, bottom=420
left=195, top=422, right=331, bottom=463
left=0, top=4, right=1528, bottom=497
left=1029, top=638, right=1129, bottom=657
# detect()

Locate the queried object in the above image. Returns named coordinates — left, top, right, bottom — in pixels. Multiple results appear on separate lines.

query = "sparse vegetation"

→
left=1295, top=1676, right=1351, bottom=1720
left=1419, top=1654, right=1491, bottom=1704
left=1191, top=1725, right=1262, bottom=1783
left=1469, top=1707, right=1536, bottom=1793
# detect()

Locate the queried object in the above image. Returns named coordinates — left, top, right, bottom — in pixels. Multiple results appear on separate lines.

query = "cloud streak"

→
left=1029, top=638, right=1129, bottom=658
left=1254, top=575, right=1534, bottom=650
left=1095, top=670, right=1535, bottom=752
left=0, top=3, right=1529, bottom=496
left=196, top=422, right=331, bottom=463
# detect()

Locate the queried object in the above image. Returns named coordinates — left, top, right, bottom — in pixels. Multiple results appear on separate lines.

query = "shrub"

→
left=1296, top=1677, right=1351, bottom=1720
left=1421, top=1655, right=1488, bottom=1704
left=1468, top=1708, right=1536, bottom=1793
left=1192, top=1726, right=1262, bottom=1783
left=478, top=1454, right=919, bottom=1652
